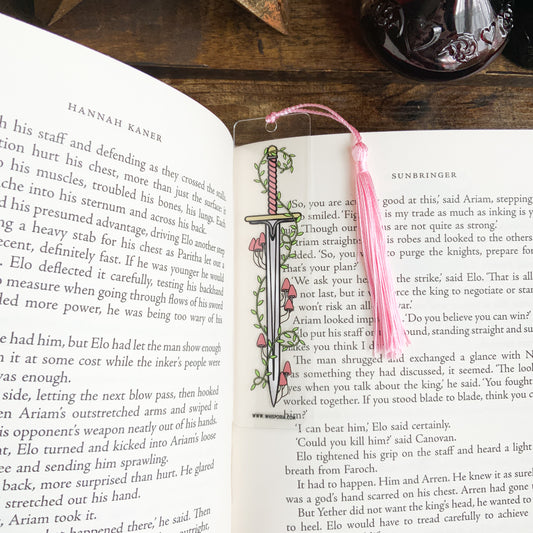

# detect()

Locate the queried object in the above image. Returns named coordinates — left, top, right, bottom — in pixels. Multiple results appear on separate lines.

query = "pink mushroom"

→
left=256, top=333, right=266, bottom=347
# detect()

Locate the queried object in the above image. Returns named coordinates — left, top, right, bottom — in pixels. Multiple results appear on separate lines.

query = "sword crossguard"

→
left=245, top=213, right=300, bottom=223
left=245, top=214, right=301, bottom=243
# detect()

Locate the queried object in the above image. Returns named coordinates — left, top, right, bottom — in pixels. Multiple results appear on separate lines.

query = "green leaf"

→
left=251, top=384, right=256, bottom=391
left=255, top=369, right=260, bottom=377
left=262, top=382, right=266, bottom=389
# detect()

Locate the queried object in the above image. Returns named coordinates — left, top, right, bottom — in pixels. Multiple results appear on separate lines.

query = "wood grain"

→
left=155, top=76, right=533, bottom=134
left=1, top=0, right=532, bottom=132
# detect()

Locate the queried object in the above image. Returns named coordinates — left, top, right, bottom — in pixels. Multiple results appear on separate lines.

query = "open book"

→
left=0, top=14, right=532, bottom=533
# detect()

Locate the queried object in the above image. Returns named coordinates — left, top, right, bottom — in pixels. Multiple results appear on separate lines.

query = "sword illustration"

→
left=246, top=145, right=301, bottom=406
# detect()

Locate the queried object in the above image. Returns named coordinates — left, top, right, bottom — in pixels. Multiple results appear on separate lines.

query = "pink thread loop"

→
left=266, top=104, right=363, bottom=144
left=266, top=104, right=409, bottom=358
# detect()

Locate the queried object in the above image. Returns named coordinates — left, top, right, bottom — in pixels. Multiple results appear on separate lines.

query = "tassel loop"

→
left=266, top=104, right=410, bottom=357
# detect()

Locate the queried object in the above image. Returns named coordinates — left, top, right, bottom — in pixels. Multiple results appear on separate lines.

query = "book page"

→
left=0, top=16, right=233, bottom=532
left=233, top=130, right=533, bottom=532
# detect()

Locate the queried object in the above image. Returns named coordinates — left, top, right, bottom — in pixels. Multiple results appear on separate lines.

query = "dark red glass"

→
left=360, top=0, right=514, bottom=80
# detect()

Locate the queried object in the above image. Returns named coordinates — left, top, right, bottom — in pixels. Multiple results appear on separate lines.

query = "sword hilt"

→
left=267, top=145, right=278, bottom=215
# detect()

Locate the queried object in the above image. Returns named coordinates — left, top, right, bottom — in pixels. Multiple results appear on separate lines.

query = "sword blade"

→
left=246, top=212, right=300, bottom=406
left=265, top=220, right=282, bottom=406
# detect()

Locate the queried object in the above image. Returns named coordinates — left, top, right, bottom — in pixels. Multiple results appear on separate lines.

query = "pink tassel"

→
left=353, top=142, right=409, bottom=356
left=266, top=104, right=409, bottom=357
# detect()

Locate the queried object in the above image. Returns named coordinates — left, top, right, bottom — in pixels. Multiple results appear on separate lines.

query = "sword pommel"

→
left=267, top=145, right=278, bottom=158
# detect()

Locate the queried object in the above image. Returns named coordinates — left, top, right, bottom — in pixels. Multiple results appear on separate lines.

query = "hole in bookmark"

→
left=233, top=113, right=310, bottom=146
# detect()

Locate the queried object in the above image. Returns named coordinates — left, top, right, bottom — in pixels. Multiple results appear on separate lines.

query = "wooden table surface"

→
left=2, top=0, right=532, bottom=135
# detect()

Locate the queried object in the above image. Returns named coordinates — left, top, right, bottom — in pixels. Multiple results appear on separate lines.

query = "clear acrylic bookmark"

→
left=233, top=114, right=313, bottom=427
